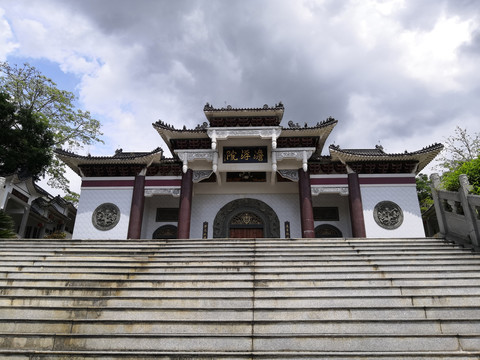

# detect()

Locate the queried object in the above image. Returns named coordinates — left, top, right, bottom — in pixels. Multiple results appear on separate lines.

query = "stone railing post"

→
left=430, top=173, right=447, bottom=237
left=458, top=174, right=479, bottom=247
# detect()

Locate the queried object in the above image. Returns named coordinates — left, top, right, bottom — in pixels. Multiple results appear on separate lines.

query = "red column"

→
left=348, top=172, right=366, bottom=237
left=298, top=169, right=315, bottom=238
left=127, top=175, right=146, bottom=239
left=178, top=169, right=193, bottom=239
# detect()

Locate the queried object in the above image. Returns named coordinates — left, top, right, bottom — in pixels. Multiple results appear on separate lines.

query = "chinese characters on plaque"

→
left=223, top=147, right=268, bottom=163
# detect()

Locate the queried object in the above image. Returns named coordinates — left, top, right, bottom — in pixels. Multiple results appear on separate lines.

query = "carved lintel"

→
left=207, top=127, right=282, bottom=141
left=311, top=186, right=349, bottom=196
left=145, top=188, right=181, bottom=198
left=193, top=170, right=213, bottom=183
left=175, top=150, right=215, bottom=162
left=273, top=148, right=314, bottom=162
left=278, top=170, right=299, bottom=182
left=175, top=150, right=216, bottom=173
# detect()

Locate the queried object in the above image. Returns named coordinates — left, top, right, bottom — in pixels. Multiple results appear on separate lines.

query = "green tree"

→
left=0, top=62, right=103, bottom=192
left=437, top=126, right=480, bottom=171
left=416, top=173, right=434, bottom=212
left=0, top=92, right=54, bottom=177
left=442, top=157, right=480, bottom=195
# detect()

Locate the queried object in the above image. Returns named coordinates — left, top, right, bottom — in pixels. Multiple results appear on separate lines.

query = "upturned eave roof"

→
left=203, top=103, right=285, bottom=123
left=55, top=148, right=163, bottom=177
left=152, top=121, right=209, bottom=154
left=329, top=143, right=444, bottom=173
left=280, top=117, right=338, bottom=154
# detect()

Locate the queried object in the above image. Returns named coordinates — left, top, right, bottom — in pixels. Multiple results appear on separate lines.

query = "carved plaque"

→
left=92, top=203, right=120, bottom=231
left=373, top=201, right=403, bottom=230
left=223, top=146, right=268, bottom=163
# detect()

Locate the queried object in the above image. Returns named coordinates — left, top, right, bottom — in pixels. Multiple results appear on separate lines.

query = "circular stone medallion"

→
left=373, top=200, right=403, bottom=230
left=92, top=203, right=121, bottom=231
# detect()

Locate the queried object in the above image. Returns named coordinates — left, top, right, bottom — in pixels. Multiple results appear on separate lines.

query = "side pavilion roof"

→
left=55, top=148, right=163, bottom=177
left=329, top=143, right=444, bottom=174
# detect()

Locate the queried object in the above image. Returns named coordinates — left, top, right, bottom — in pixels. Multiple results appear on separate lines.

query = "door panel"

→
left=229, top=228, right=264, bottom=238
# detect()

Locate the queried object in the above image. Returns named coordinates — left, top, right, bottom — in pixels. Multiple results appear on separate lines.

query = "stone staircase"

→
left=0, top=237, right=480, bottom=359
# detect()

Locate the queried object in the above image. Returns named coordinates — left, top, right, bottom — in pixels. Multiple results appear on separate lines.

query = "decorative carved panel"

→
left=92, top=203, right=120, bottom=231
left=373, top=201, right=404, bottom=230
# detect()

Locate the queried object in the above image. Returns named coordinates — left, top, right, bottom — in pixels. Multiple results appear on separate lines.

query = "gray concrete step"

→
left=3, top=293, right=480, bottom=308
left=2, top=305, right=480, bottom=321
left=2, top=277, right=480, bottom=288
left=1, top=318, right=479, bottom=335
left=1, top=333, right=479, bottom=352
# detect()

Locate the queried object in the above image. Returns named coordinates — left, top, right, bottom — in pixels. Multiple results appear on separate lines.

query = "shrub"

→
left=0, top=210, right=16, bottom=238
left=44, top=231, right=67, bottom=239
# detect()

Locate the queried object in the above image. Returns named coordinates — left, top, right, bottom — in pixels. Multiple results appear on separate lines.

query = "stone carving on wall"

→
left=311, top=186, right=349, bottom=196
left=152, top=224, right=177, bottom=239
left=278, top=170, right=299, bottom=182
left=373, top=200, right=404, bottom=230
left=193, top=170, right=213, bottom=183
left=144, top=189, right=181, bottom=197
left=92, top=203, right=120, bottom=231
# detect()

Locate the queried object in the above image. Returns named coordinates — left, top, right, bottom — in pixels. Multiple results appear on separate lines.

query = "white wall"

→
left=73, top=187, right=133, bottom=239
left=361, top=184, right=425, bottom=238
left=312, top=193, right=352, bottom=237
left=190, top=193, right=302, bottom=239
left=141, top=195, right=179, bottom=239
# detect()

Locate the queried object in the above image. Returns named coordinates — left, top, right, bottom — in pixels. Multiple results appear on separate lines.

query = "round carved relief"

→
left=92, top=203, right=120, bottom=231
left=373, top=201, right=403, bottom=230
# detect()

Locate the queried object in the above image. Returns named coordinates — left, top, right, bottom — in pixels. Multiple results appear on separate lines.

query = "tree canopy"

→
left=0, top=92, right=54, bottom=177
left=442, top=157, right=480, bottom=195
left=436, top=126, right=480, bottom=171
left=0, top=62, right=103, bottom=192
left=416, top=126, right=480, bottom=212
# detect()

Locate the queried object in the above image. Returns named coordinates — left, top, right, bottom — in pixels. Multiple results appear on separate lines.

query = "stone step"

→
left=1, top=333, right=479, bottom=352
left=3, top=294, right=480, bottom=308
left=0, top=237, right=451, bottom=245
left=4, top=267, right=480, bottom=280
left=1, top=350, right=480, bottom=360
left=2, top=277, right=480, bottom=288
left=0, top=243, right=467, bottom=252
left=2, top=305, right=480, bottom=321
left=0, top=246, right=469, bottom=257
left=2, top=260, right=480, bottom=271
left=2, top=257, right=480, bottom=267
left=3, top=270, right=480, bottom=281
left=1, top=318, right=479, bottom=335
left=2, top=284, right=480, bottom=297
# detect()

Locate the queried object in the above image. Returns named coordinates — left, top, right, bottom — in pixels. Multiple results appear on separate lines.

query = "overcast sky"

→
left=1, top=0, right=479, bottom=194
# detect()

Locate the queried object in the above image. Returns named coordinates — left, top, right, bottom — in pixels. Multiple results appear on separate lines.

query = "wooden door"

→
left=229, top=228, right=264, bottom=238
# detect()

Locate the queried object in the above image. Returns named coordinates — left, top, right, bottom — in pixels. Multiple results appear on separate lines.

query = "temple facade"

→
left=57, top=103, right=443, bottom=240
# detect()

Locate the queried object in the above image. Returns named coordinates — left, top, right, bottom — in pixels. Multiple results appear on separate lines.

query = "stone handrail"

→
left=430, top=173, right=480, bottom=249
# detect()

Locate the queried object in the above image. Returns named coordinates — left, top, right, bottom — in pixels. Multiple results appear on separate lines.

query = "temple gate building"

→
left=56, top=103, right=443, bottom=240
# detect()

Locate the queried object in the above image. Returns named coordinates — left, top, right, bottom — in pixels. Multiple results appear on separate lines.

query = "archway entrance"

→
left=229, top=212, right=264, bottom=238
left=213, top=198, right=280, bottom=238
left=152, top=225, right=178, bottom=239
left=315, top=224, right=343, bottom=238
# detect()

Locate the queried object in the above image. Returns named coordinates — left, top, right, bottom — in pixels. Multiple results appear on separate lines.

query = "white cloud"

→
left=0, top=0, right=479, bottom=193
left=0, top=8, right=18, bottom=60
left=399, top=15, right=476, bottom=92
